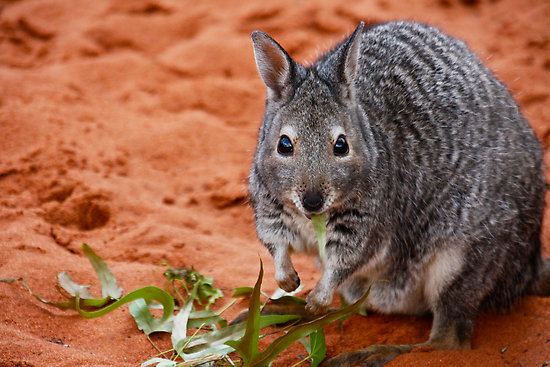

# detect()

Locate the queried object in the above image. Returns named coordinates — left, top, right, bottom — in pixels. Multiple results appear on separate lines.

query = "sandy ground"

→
left=0, top=0, right=549, bottom=366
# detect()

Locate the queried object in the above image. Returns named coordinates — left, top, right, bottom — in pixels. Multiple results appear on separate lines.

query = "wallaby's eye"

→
left=334, top=135, right=349, bottom=156
left=277, top=135, right=294, bottom=156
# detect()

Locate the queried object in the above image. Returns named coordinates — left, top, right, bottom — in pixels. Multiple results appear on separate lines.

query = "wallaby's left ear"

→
left=317, top=21, right=364, bottom=101
left=340, top=22, right=365, bottom=86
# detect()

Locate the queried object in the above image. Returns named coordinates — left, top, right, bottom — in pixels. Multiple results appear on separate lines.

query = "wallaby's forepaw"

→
left=305, top=288, right=331, bottom=315
left=276, top=268, right=300, bottom=292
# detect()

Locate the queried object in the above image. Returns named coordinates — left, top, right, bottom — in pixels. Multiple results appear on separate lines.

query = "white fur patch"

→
left=361, top=244, right=432, bottom=315
left=330, top=126, right=355, bottom=158
left=280, top=125, right=297, bottom=141
left=423, top=245, right=465, bottom=308
left=347, top=244, right=465, bottom=315
left=330, top=126, right=346, bottom=141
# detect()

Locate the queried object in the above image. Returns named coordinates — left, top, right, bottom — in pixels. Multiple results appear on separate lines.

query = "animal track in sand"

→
left=42, top=190, right=111, bottom=231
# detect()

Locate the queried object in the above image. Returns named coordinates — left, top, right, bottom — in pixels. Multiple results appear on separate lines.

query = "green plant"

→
left=164, top=267, right=223, bottom=309
left=228, top=260, right=370, bottom=367
left=4, top=243, right=370, bottom=367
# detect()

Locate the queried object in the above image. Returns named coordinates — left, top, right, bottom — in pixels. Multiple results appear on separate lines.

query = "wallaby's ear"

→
left=251, top=31, right=299, bottom=100
left=341, top=22, right=364, bottom=85
left=327, top=21, right=364, bottom=100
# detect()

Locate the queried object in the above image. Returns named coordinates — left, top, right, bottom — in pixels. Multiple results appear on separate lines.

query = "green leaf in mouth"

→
left=311, top=213, right=327, bottom=264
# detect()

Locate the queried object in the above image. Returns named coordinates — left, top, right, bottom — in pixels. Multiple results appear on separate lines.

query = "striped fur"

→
left=249, top=21, right=547, bottom=357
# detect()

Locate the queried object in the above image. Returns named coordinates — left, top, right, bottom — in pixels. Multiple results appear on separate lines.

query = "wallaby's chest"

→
left=285, top=210, right=319, bottom=255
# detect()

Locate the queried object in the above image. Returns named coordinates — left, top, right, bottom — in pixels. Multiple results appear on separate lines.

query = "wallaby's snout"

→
left=302, top=190, right=324, bottom=214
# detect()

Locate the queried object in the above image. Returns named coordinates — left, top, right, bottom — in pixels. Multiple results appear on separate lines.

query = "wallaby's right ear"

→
left=251, top=31, right=300, bottom=101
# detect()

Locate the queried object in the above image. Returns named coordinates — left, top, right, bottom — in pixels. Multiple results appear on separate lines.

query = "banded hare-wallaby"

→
left=248, top=21, right=549, bottom=366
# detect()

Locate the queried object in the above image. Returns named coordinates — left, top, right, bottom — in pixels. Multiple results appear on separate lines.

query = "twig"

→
left=172, top=280, right=187, bottom=307
left=153, top=347, right=176, bottom=358
left=217, top=298, right=237, bottom=316
left=224, top=355, right=236, bottom=366
left=260, top=319, right=301, bottom=338
left=146, top=334, right=170, bottom=359
left=289, top=355, right=311, bottom=367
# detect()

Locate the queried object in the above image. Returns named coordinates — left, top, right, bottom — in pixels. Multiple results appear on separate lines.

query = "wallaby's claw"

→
left=305, top=301, right=329, bottom=316
left=305, top=291, right=330, bottom=315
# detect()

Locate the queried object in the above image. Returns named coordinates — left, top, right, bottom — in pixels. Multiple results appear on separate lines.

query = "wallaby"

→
left=248, top=21, right=550, bottom=366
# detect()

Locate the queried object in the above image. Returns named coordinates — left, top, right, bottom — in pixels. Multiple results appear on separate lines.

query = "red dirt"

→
left=1, top=0, right=549, bottom=366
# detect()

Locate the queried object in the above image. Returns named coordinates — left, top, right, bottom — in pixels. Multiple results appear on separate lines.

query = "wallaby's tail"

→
left=531, top=258, right=550, bottom=296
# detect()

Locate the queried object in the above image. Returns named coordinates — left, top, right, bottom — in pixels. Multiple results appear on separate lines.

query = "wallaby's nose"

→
left=302, top=191, right=324, bottom=212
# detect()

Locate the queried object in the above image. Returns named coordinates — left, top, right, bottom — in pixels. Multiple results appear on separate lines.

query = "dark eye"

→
left=277, top=135, right=294, bottom=156
left=333, top=135, right=349, bottom=156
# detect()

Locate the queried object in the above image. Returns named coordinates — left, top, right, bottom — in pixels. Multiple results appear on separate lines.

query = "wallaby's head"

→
left=251, top=22, right=375, bottom=217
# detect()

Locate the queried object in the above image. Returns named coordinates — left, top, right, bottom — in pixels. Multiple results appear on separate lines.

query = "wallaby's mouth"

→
left=300, top=204, right=328, bottom=220
left=303, top=207, right=327, bottom=220
left=304, top=208, right=327, bottom=220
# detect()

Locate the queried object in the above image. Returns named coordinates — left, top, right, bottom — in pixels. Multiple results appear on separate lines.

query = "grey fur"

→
left=249, top=21, right=548, bottom=363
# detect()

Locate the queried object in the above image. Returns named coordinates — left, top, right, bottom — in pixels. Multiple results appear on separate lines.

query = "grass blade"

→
left=225, top=260, right=263, bottom=364
left=0, top=278, right=19, bottom=283
left=82, top=243, right=123, bottom=299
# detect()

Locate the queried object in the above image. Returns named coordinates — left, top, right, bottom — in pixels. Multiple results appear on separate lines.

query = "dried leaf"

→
left=164, top=268, right=223, bottom=308
left=129, top=299, right=173, bottom=335
left=181, top=314, right=299, bottom=361
left=82, top=243, right=122, bottom=299
left=140, top=357, right=177, bottom=367
left=172, top=300, right=194, bottom=355
left=57, top=271, right=94, bottom=299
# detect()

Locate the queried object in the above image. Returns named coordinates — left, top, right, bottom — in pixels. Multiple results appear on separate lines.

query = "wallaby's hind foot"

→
left=320, top=309, right=472, bottom=367
left=320, top=344, right=412, bottom=367
left=319, top=334, right=470, bottom=367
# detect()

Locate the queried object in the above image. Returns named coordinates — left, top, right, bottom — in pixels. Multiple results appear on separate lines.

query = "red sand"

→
left=0, top=0, right=549, bottom=366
